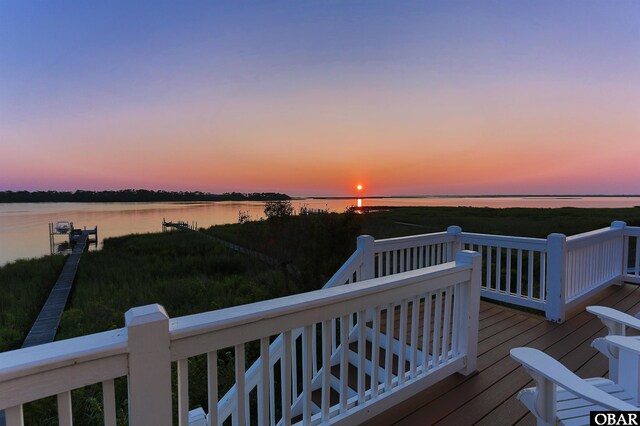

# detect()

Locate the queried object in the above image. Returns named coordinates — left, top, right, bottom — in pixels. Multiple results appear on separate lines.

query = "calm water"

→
left=1, top=196, right=639, bottom=266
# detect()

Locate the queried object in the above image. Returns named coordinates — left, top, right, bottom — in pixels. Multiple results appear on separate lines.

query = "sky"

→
left=1, top=1, right=639, bottom=196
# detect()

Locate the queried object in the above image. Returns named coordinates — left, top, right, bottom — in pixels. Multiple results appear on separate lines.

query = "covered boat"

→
left=55, top=221, right=72, bottom=234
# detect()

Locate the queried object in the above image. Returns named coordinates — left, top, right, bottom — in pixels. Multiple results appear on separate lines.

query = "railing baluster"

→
left=322, top=320, right=331, bottom=421
left=282, top=330, right=292, bottom=426
left=371, top=306, right=381, bottom=397
left=495, top=247, right=502, bottom=292
left=442, top=287, right=452, bottom=362
left=178, top=358, right=189, bottom=426
left=436, top=243, right=442, bottom=264
left=516, top=249, right=523, bottom=296
left=527, top=250, right=534, bottom=301
left=451, top=283, right=460, bottom=357
left=102, top=380, right=116, bottom=426
left=398, top=299, right=407, bottom=384
left=57, top=391, right=73, bottom=426
left=412, top=247, right=418, bottom=270
left=291, top=333, right=298, bottom=403
left=385, top=251, right=391, bottom=276
left=5, top=405, right=24, bottom=426
left=484, top=246, right=493, bottom=290
left=433, top=290, right=442, bottom=367
left=430, top=245, right=435, bottom=266
left=302, top=325, right=312, bottom=424
left=235, top=344, right=246, bottom=426
left=505, top=248, right=512, bottom=296
left=422, top=293, right=432, bottom=370
left=331, top=317, right=337, bottom=353
left=400, top=249, right=405, bottom=272
left=410, top=296, right=419, bottom=378
left=623, top=235, right=630, bottom=277
left=340, top=315, right=349, bottom=412
left=358, top=310, right=366, bottom=403
left=385, top=303, right=394, bottom=390
left=539, top=251, right=546, bottom=302
left=259, top=338, right=270, bottom=426
left=208, top=351, right=218, bottom=426
left=312, top=324, right=318, bottom=376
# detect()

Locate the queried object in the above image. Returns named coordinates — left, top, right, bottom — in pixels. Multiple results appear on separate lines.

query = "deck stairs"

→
left=290, top=310, right=415, bottom=421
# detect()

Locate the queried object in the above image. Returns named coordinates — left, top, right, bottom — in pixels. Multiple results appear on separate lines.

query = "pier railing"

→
left=0, top=252, right=482, bottom=426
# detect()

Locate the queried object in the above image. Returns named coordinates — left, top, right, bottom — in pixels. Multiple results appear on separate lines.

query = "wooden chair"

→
left=587, top=305, right=640, bottom=382
left=510, top=346, right=639, bottom=426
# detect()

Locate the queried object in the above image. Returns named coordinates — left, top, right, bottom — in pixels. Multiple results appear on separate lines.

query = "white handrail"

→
left=0, top=251, right=482, bottom=426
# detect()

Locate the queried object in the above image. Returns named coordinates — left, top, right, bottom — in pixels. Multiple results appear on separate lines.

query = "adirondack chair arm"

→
left=587, top=306, right=640, bottom=335
left=605, top=335, right=640, bottom=355
left=511, top=347, right=637, bottom=412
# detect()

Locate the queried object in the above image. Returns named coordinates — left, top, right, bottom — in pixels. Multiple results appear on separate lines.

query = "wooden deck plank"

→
left=363, top=283, right=640, bottom=426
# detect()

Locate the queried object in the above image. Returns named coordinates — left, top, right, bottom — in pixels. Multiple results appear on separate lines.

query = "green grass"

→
left=0, top=254, right=66, bottom=352
left=57, top=231, right=294, bottom=338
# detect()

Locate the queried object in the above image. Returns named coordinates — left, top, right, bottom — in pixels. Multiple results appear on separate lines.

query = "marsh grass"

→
left=0, top=255, right=66, bottom=352
left=359, top=206, right=640, bottom=238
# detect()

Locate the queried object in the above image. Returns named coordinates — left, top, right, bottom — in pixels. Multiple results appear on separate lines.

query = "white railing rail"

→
left=0, top=252, right=482, bottom=426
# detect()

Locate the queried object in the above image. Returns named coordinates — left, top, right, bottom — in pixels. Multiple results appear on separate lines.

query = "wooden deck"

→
left=366, top=282, right=640, bottom=426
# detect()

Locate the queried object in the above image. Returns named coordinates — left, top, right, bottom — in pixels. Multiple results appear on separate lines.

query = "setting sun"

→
left=356, top=184, right=363, bottom=191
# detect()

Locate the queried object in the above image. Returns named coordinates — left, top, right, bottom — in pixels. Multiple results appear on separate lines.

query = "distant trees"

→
left=0, top=190, right=291, bottom=203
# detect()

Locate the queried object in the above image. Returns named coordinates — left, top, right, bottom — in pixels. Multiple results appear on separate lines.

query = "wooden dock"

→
left=22, top=230, right=93, bottom=348
left=366, top=282, right=640, bottom=426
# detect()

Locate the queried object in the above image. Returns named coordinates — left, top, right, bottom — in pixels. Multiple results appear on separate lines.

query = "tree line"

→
left=0, top=190, right=291, bottom=203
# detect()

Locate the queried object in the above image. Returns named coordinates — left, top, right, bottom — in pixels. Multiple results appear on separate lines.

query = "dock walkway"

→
left=21, top=231, right=91, bottom=348
left=163, top=220, right=287, bottom=269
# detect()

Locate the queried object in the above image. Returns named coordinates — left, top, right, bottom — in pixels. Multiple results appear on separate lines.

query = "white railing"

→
left=564, top=222, right=626, bottom=304
left=624, top=226, right=640, bottom=284
left=0, top=251, right=482, bottom=426
left=459, top=232, right=547, bottom=310
left=0, top=329, right=128, bottom=426
left=325, top=221, right=640, bottom=323
left=349, top=228, right=547, bottom=315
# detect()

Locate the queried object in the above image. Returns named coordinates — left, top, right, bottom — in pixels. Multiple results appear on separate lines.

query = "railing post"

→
left=125, top=304, right=172, bottom=426
left=612, top=221, right=627, bottom=282
left=546, top=233, right=567, bottom=323
left=358, top=235, right=376, bottom=322
left=447, top=226, right=463, bottom=259
left=457, top=250, right=481, bottom=375
left=357, top=235, right=375, bottom=280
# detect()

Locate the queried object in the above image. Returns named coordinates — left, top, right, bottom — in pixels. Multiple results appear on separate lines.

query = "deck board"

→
left=364, top=283, right=640, bottom=426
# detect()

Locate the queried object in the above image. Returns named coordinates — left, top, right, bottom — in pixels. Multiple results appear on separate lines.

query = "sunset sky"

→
left=1, top=1, right=639, bottom=196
